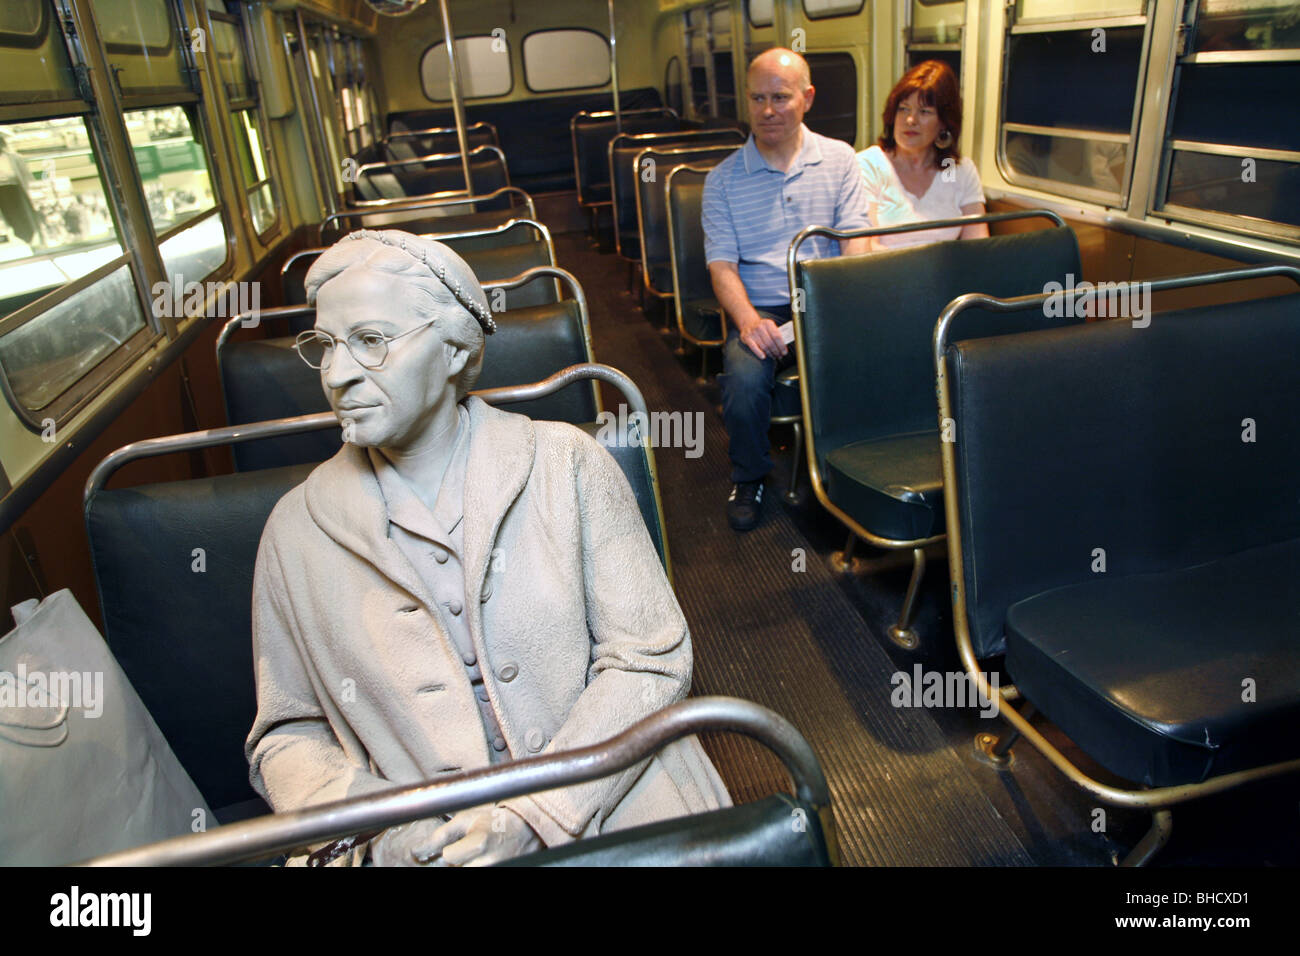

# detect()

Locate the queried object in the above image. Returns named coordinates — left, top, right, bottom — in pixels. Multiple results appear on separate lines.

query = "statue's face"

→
left=314, top=267, right=462, bottom=450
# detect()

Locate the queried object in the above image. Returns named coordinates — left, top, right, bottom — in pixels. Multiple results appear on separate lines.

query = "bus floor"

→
left=551, top=226, right=1300, bottom=868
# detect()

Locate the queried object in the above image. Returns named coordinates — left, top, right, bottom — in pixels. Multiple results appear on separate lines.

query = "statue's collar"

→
left=303, top=397, right=535, bottom=586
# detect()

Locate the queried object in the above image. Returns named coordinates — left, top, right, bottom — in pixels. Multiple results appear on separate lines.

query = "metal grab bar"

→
left=80, top=697, right=828, bottom=867
left=84, top=362, right=645, bottom=503
left=321, top=187, right=536, bottom=236
left=785, top=208, right=1069, bottom=304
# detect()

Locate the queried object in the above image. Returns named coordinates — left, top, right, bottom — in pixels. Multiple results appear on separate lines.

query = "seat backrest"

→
left=797, top=227, right=1082, bottom=473
left=457, top=241, right=557, bottom=307
left=385, top=125, right=495, bottom=163
left=610, top=131, right=744, bottom=245
left=667, top=167, right=721, bottom=343
left=85, top=462, right=316, bottom=811
left=576, top=418, right=666, bottom=570
left=504, top=794, right=830, bottom=866
left=572, top=110, right=679, bottom=204
left=946, top=291, right=1300, bottom=658
left=319, top=200, right=529, bottom=247
left=356, top=149, right=509, bottom=206
left=637, top=146, right=737, bottom=284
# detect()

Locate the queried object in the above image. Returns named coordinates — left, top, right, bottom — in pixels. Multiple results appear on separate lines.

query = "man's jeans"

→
left=719, top=305, right=796, bottom=484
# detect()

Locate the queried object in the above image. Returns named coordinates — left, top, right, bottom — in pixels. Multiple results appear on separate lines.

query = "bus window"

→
left=89, top=0, right=188, bottom=92
left=804, top=0, right=867, bottom=19
left=999, top=1, right=1149, bottom=206
left=124, top=106, right=225, bottom=291
left=421, top=36, right=513, bottom=100
left=523, top=29, right=611, bottom=93
left=686, top=4, right=733, bottom=121
left=208, top=1, right=279, bottom=238
left=1154, top=1, right=1300, bottom=238
left=0, top=118, right=146, bottom=417
left=907, top=0, right=964, bottom=76
left=747, top=0, right=775, bottom=28
left=803, top=52, right=858, bottom=145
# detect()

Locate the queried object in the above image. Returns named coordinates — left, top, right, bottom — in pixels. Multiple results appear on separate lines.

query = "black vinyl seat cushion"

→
left=823, top=430, right=943, bottom=541
left=1005, top=536, right=1300, bottom=788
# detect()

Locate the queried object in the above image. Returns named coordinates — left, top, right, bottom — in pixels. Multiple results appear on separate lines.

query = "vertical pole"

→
left=438, top=0, right=473, bottom=195
left=608, top=0, right=622, bottom=133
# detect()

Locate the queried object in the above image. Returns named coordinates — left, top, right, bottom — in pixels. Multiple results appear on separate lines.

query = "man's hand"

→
left=373, top=806, right=542, bottom=867
left=739, top=315, right=787, bottom=361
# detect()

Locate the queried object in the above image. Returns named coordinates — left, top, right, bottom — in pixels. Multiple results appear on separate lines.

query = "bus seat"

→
left=384, top=124, right=496, bottom=163
left=636, top=143, right=740, bottom=299
left=85, top=365, right=665, bottom=823
left=572, top=108, right=680, bottom=208
left=610, top=130, right=745, bottom=264
left=794, top=218, right=1080, bottom=644
left=942, top=285, right=1300, bottom=790
left=354, top=147, right=510, bottom=207
left=666, top=165, right=726, bottom=368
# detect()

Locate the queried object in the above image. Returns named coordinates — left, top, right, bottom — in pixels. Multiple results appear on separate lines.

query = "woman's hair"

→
left=878, top=60, right=963, bottom=165
left=304, top=232, right=487, bottom=397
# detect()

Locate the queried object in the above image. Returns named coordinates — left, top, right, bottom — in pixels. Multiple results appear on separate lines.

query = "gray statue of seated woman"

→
left=245, top=229, right=730, bottom=866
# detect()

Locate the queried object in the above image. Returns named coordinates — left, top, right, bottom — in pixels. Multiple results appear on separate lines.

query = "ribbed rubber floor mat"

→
left=555, top=235, right=1032, bottom=866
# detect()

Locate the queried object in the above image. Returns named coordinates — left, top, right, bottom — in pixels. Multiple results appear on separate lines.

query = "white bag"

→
left=0, top=590, right=211, bottom=865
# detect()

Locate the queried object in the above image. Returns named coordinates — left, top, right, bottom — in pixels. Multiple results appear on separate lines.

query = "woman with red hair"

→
left=857, top=60, right=988, bottom=249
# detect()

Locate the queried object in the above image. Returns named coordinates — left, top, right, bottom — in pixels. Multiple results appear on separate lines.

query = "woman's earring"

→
left=935, top=129, right=954, bottom=150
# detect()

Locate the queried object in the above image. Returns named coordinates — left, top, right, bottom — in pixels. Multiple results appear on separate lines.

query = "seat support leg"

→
left=830, top=531, right=857, bottom=574
left=1119, top=809, right=1174, bottom=867
left=784, top=421, right=803, bottom=505
left=887, top=547, right=926, bottom=650
left=975, top=702, right=1035, bottom=766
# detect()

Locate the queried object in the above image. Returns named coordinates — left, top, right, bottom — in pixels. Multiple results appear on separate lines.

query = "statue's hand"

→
left=370, top=817, right=452, bottom=867
left=435, top=805, right=543, bottom=867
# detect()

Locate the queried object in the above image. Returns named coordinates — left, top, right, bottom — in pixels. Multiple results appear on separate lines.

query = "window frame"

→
left=203, top=1, right=282, bottom=242
left=420, top=34, right=516, bottom=102
left=995, top=3, right=1156, bottom=209
left=520, top=28, right=610, bottom=95
left=1149, top=1, right=1300, bottom=242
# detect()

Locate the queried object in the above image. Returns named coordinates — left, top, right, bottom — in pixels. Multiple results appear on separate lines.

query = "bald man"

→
left=702, top=49, right=869, bottom=532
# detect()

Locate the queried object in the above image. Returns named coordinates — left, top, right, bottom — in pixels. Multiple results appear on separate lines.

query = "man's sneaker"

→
left=727, top=480, right=765, bottom=532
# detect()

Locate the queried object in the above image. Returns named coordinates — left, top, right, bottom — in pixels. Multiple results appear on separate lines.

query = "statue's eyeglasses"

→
left=294, top=319, right=437, bottom=371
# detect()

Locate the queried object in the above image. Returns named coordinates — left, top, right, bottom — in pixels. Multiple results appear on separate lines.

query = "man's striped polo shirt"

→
left=702, top=125, right=869, bottom=308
